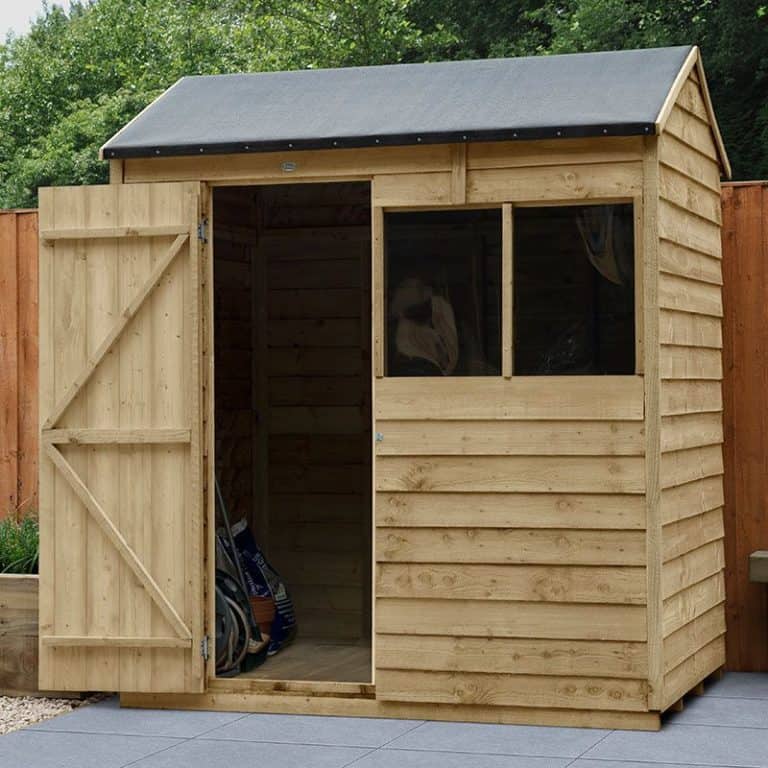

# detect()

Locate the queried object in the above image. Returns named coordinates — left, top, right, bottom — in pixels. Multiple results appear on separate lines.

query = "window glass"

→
left=385, top=209, right=501, bottom=376
left=514, top=204, right=635, bottom=375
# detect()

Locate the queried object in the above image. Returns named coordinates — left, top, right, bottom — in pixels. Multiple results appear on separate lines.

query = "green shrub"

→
left=0, top=516, right=39, bottom=574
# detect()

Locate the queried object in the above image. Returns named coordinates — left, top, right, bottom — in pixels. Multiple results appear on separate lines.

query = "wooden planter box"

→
left=0, top=574, right=39, bottom=696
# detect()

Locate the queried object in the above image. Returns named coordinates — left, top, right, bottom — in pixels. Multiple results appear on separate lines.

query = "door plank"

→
left=43, top=233, right=189, bottom=429
left=44, top=443, right=191, bottom=641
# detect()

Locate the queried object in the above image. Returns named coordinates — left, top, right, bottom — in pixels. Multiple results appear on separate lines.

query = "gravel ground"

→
left=0, top=695, right=95, bottom=735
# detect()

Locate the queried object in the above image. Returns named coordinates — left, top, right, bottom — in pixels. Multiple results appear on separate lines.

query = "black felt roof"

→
left=102, top=46, right=693, bottom=159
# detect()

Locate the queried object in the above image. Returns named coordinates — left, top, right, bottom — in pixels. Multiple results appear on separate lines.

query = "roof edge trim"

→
left=98, top=78, right=186, bottom=161
left=102, top=122, right=657, bottom=160
left=655, top=46, right=731, bottom=179
left=694, top=52, right=732, bottom=179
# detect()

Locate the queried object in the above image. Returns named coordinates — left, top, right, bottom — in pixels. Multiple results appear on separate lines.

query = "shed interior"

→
left=213, top=182, right=372, bottom=683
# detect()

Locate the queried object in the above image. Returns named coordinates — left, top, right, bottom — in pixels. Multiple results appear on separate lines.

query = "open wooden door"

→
left=38, top=183, right=206, bottom=693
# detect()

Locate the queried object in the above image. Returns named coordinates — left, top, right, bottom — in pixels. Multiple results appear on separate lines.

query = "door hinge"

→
left=200, top=634, right=210, bottom=661
left=198, top=218, right=208, bottom=243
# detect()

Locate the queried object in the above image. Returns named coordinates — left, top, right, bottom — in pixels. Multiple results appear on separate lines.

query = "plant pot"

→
left=0, top=574, right=39, bottom=696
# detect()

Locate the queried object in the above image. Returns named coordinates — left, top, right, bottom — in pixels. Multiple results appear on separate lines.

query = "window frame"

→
left=374, top=196, right=642, bottom=379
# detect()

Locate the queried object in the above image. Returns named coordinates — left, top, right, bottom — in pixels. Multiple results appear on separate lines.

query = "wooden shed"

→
left=37, top=44, right=730, bottom=730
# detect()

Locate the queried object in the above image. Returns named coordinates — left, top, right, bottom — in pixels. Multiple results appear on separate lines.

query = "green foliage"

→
left=2, top=88, right=156, bottom=207
left=405, top=0, right=553, bottom=59
left=0, top=517, right=39, bottom=574
left=0, top=0, right=423, bottom=205
left=0, top=0, right=765, bottom=206
left=531, top=0, right=768, bottom=180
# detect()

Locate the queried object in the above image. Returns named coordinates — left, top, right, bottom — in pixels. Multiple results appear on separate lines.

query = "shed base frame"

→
left=119, top=658, right=728, bottom=732
left=120, top=691, right=662, bottom=731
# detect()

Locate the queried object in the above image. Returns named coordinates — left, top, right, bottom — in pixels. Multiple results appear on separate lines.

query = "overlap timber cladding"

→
left=657, top=70, right=726, bottom=708
left=374, top=376, right=648, bottom=711
left=371, top=138, right=650, bottom=713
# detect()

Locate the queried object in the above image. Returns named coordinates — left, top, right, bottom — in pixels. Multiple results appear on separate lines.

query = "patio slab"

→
left=198, top=712, right=423, bottom=747
left=582, top=722, right=768, bottom=767
left=30, top=697, right=247, bottom=738
left=128, top=737, right=370, bottom=768
left=701, top=671, right=768, bottom=699
left=1, top=672, right=767, bottom=768
left=384, top=721, right=611, bottom=758
left=0, top=729, right=180, bottom=768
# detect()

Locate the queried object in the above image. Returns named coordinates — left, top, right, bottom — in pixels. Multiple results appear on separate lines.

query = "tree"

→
left=404, top=0, right=768, bottom=178
left=530, top=0, right=768, bottom=179
left=0, top=0, right=765, bottom=207
left=0, top=0, right=422, bottom=206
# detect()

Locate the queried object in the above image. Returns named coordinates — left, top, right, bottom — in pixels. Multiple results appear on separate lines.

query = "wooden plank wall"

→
left=213, top=190, right=257, bottom=524
left=374, top=376, right=649, bottom=711
left=258, top=184, right=372, bottom=643
left=370, top=138, right=651, bottom=713
left=0, top=210, right=38, bottom=518
left=657, top=72, right=727, bottom=708
left=721, top=181, right=768, bottom=672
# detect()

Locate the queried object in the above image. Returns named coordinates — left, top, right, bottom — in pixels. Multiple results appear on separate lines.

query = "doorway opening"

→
left=212, top=182, right=372, bottom=684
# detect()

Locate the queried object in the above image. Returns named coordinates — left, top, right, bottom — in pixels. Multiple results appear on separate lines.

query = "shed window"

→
left=513, top=204, right=635, bottom=375
left=385, top=209, right=502, bottom=376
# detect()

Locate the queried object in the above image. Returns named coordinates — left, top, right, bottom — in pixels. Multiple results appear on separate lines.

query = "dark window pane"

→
left=514, top=204, right=635, bottom=375
left=385, top=209, right=502, bottom=376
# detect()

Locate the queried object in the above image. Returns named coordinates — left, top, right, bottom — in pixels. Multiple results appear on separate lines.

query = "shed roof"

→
left=102, top=45, right=728, bottom=173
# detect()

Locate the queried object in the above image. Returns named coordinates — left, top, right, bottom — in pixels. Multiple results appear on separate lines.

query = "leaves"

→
left=0, top=0, right=765, bottom=207
left=0, top=517, right=39, bottom=575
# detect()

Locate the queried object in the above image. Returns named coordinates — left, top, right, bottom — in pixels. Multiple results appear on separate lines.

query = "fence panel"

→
left=721, top=182, right=768, bottom=672
left=0, top=210, right=38, bottom=518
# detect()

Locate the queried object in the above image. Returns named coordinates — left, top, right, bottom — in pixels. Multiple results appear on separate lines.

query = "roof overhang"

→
left=102, top=122, right=658, bottom=160
left=100, top=46, right=730, bottom=179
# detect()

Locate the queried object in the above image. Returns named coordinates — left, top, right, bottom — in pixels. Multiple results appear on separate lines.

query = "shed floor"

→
left=6, top=673, right=768, bottom=767
left=237, top=638, right=371, bottom=683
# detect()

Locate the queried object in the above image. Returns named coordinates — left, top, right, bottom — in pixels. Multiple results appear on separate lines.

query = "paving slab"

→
left=666, top=694, right=768, bottom=728
left=703, top=672, right=768, bottom=699
left=6, top=672, right=768, bottom=768
left=574, top=761, right=733, bottom=768
left=0, top=729, right=180, bottom=768
left=129, top=737, right=370, bottom=768
left=199, top=712, right=423, bottom=747
left=30, top=696, right=248, bottom=738
left=385, top=721, right=611, bottom=757
left=348, top=748, right=572, bottom=767
left=582, top=723, right=768, bottom=767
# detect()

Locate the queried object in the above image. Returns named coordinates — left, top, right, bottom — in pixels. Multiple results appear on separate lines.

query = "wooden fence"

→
left=0, top=210, right=38, bottom=519
left=721, top=181, right=768, bottom=672
left=1, top=189, right=768, bottom=667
